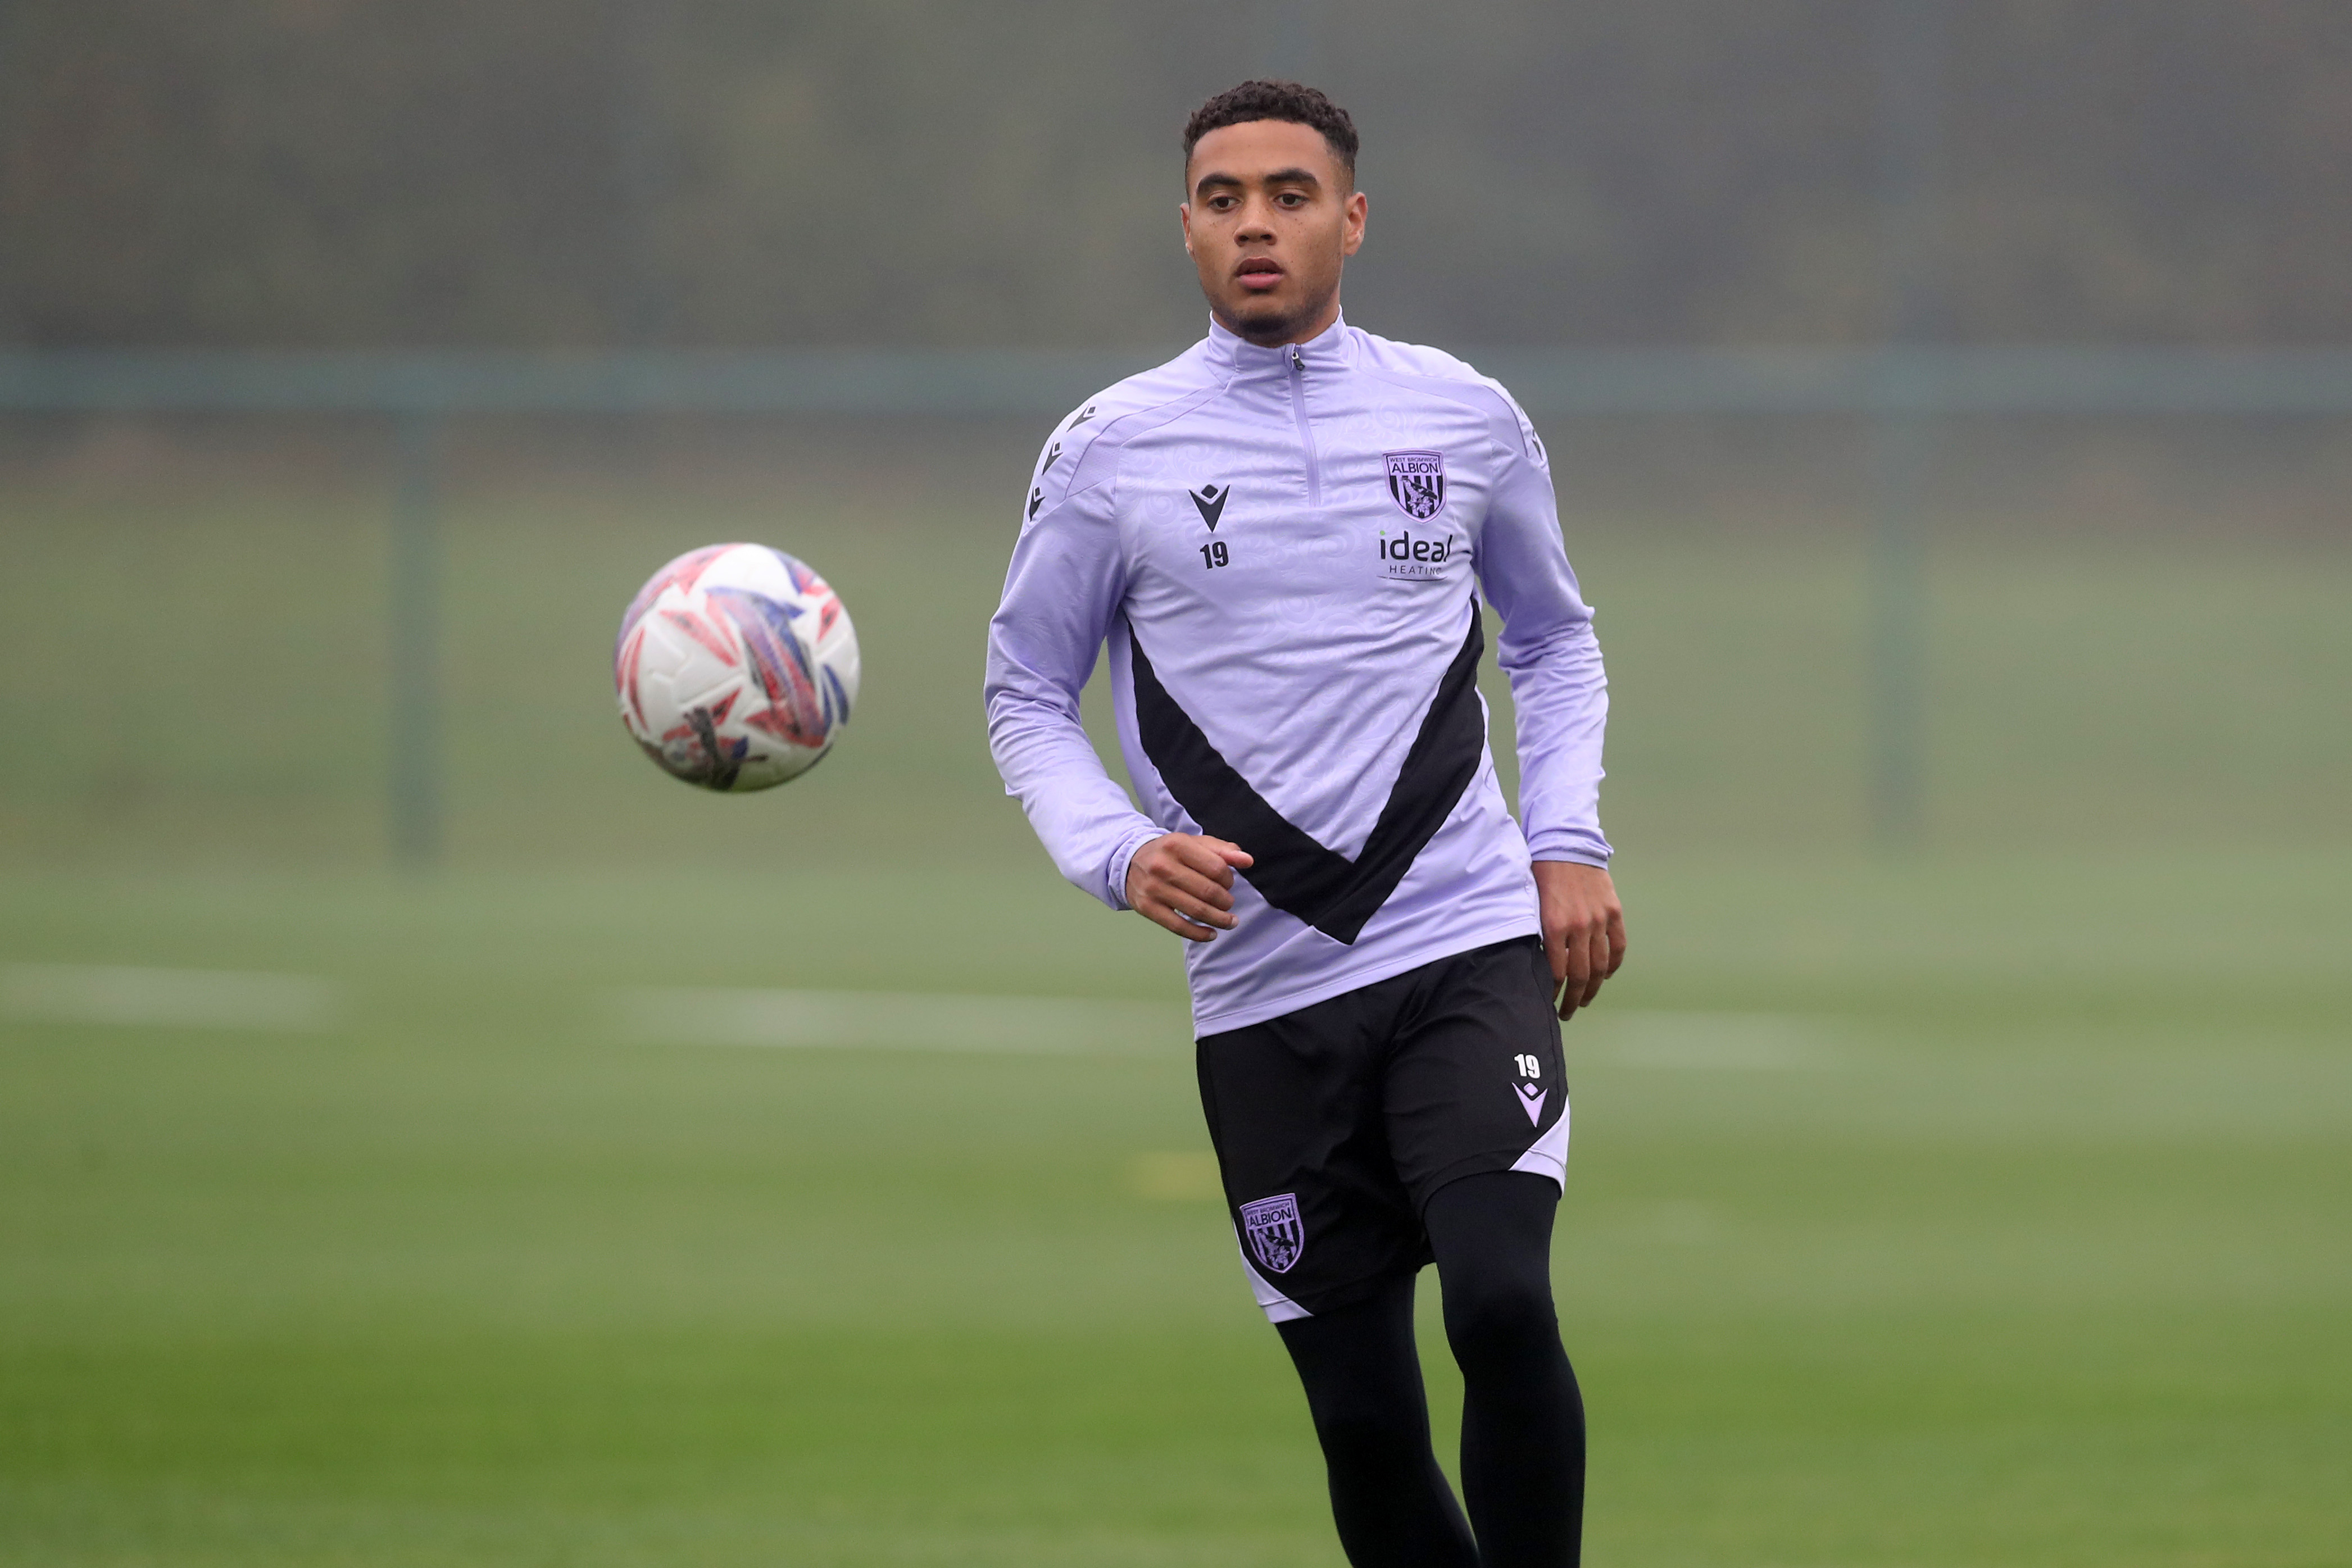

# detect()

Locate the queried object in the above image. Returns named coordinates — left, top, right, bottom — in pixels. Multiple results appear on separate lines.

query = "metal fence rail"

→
left=12, top=346, right=2352, bottom=417
left=6, top=346, right=2349, bottom=863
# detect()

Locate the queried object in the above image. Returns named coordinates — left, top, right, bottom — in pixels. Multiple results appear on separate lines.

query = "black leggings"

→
left=1275, top=1171, right=1585, bottom=1567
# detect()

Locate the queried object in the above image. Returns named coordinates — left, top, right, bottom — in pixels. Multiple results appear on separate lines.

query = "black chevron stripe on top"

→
left=1130, top=607, right=1487, bottom=945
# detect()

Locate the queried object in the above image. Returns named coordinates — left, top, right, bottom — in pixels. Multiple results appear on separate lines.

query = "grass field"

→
left=4, top=856, right=2346, bottom=1566
left=2, top=448, right=2348, bottom=1564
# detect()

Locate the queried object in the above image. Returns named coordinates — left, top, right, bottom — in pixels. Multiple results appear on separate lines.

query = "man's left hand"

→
left=1534, top=861, right=1626, bottom=1021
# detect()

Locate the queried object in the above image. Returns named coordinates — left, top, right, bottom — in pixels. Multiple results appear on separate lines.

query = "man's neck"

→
left=1215, top=295, right=1342, bottom=348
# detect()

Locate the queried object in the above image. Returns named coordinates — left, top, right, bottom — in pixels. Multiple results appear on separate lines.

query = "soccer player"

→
left=984, top=80, right=1623, bottom=1567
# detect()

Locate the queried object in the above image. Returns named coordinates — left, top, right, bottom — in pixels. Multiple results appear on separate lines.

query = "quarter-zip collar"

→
left=1207, top=310, right=1355, bottom=380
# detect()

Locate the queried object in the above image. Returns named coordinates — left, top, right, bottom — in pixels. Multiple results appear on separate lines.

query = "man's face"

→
left=1181, top=119, right=1367, bottom=347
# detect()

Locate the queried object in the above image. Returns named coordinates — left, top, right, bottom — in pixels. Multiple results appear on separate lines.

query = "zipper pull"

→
left=1289, top=344, right=1305, bottom=371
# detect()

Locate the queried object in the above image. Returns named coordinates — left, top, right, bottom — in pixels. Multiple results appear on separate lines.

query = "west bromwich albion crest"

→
left=1240, top=1193, right=1305, bottom=1274
left=1385, top=450, right=1446, bottom=520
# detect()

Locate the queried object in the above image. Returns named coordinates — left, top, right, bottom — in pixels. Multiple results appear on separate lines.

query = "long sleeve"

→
left=1475, top=410, right=1613, bottom=867
left=984, top=455, right=1165, bottom=908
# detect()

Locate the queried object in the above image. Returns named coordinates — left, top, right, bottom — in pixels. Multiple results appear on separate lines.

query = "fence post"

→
left=1868, top=376, right=1932, bottom=848
left=388, top=412, right=442, bottom=867
left=1869, top=0, right=1947, bottom=848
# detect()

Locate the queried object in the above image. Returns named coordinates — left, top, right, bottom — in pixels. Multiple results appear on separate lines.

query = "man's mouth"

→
left=1234, top=257, right=1286, bottom=292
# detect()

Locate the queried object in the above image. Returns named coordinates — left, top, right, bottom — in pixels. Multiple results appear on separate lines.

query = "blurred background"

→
left=1, top=3, right=2346, bottom=1565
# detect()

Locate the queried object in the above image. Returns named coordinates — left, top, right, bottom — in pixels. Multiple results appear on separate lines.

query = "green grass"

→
left=2, top=466, right=2349, bottom=1562
left=2, top=855, right=2347, bottom=1566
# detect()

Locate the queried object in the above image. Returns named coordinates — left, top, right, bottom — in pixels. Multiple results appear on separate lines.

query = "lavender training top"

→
left=985, top=312, right=1610, bottom=1036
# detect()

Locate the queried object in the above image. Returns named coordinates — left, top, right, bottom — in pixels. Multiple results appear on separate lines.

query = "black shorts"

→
left=1195, top=935, right=1570, bottom=1321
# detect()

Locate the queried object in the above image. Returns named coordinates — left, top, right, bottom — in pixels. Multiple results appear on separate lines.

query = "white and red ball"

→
left=614, top=544, right=860, bottom=791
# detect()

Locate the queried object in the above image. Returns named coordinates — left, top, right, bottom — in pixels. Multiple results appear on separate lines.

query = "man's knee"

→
left=1443, top=1267, right=1557, bottom=1340
left=1441, top=1268, right=1559, bottom=1374
left=1293, top=1348, right=1431, bottom=1453
left=1279, top=1279, right=1436, bottom=1460
left=1308, top=1396, right=1433, bottom=1475
left=1424, top=1171, right=1563, bottom=1371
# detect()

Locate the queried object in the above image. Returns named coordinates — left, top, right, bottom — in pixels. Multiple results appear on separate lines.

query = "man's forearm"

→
left=985, top=686, right=1164, bottom=907
left=1506, top=618, right=1612, bottom=867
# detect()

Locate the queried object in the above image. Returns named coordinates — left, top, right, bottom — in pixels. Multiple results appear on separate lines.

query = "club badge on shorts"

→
left=1384, top=450, right=1446, bottom=520
left=1240, top=1193, right=1305, bottom=1274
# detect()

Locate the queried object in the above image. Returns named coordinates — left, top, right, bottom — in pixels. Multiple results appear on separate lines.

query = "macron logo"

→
left=1188, top=484, right=1231, bottom=531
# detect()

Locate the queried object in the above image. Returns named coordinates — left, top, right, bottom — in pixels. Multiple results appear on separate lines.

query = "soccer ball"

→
left=614, top=543, right=860, bottom=790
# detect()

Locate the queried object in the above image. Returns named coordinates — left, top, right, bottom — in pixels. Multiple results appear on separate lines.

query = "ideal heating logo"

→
left=1378, top=528, right=1456, bottom=581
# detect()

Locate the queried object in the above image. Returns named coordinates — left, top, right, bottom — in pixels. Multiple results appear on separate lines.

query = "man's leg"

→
left=1425, top=1170, right=1586, bottom=1567
left=1275, top=1274, right=1479, bottom=1568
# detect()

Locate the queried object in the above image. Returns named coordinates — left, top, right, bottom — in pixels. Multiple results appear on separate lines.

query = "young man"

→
left=984, top=80, right=1624, bottom=1567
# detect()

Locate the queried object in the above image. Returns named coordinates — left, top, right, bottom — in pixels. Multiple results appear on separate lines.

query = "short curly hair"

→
left=1182, top=80, right=1359, bottom=180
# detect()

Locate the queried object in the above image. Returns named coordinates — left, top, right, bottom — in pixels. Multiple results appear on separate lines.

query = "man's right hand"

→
left=1125, top=834, right=1254, bottom=942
